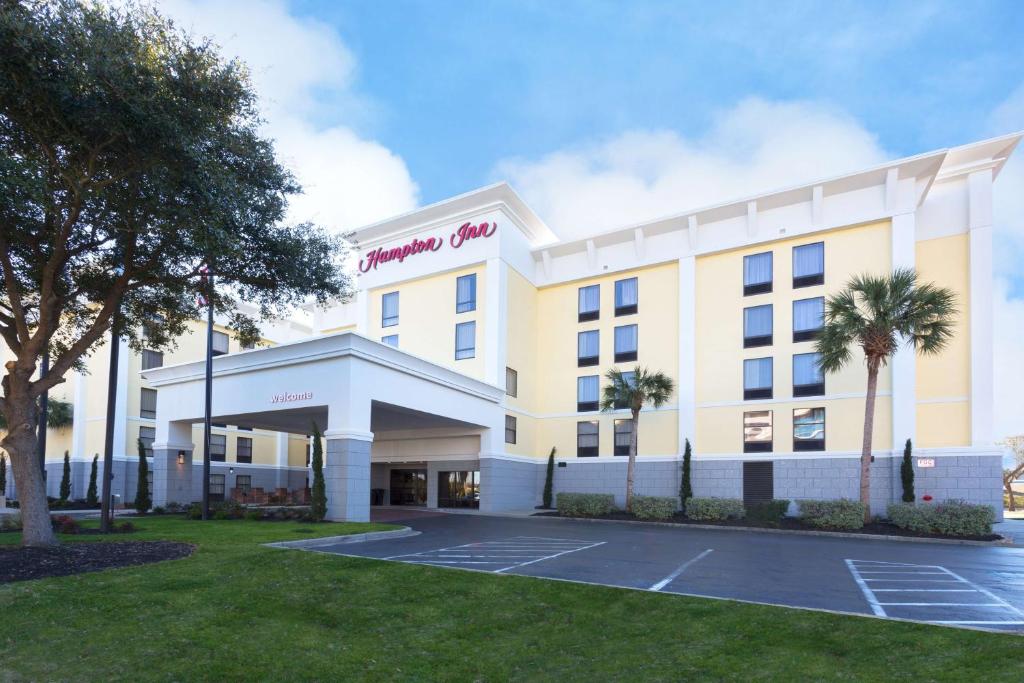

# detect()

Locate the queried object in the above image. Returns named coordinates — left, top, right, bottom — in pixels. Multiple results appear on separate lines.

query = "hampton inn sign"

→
left=358, top=221, right=497, bottom=273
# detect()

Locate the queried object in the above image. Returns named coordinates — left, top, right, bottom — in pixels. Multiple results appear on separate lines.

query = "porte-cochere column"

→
left=323, top=429, right=373, bottom=522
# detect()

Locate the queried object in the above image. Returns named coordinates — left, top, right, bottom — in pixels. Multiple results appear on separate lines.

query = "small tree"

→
left=680, top=438, right=693, bottom=513
left=59, top=451, right=71, bottom=502
left=86, top=454, right=98, bottom=507
left=542, top=447, right=556, bottom=508
left=601, top=367, right=675, bottom=512
left=900, top=439, right=915, bottom=503
left=816, top=268, right=955, bottom=522
left=134, top=438, right=151, bottom=514
left=310, top=423, right=327, bottom=521
left=0, top=454, right=6, bottom=497
left=1002, top=436, right=1024, bottom=512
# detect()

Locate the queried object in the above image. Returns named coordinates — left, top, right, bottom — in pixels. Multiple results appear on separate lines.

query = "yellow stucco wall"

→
left=504, top=265, right=539, bottom=457
left=695, top=220, right=893, bottom=455
left=367, top=264, right=487, bottom=381
left=914, top=232, right=971, bottom=447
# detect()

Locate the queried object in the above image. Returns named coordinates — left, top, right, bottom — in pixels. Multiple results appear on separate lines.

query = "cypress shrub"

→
left=135, top=438, right=151, bottom=514
left=542, top=447, right=556, bottom=508
left=0, top=454, right=6, bottom=497
left=86, top=454, right=98, bottom=506
left=679, top=438, right=693, bottom=513
left=59, top=451, right=72, bottom=502
left=310, top=422, right=327, bottom=521
left=901, top=438, right=915, bottom=502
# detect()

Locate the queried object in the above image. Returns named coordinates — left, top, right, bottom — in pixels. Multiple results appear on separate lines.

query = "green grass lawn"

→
left=1, top=517, right=1022, bottom=681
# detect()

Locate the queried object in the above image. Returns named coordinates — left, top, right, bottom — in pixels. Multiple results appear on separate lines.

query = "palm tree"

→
left=600, top=366, right=675, bottom=512
left=815, top=268, right=956, bottom=521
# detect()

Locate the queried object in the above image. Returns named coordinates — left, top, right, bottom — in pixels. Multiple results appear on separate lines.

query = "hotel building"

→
left=6, top=133, right=1018, bottom=521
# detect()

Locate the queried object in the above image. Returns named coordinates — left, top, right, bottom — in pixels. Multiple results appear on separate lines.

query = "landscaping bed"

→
left=533, top=509, right=1005, bottom=541
left=0, top=541, right=194, bottom=583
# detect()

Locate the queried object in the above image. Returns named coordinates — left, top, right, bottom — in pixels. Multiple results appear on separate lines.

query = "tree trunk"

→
left=1006, top=479, right=1016, bottom=512
left=859, top=357, right=880, bottom=524
left=1, top=394, right=57, bottom=547
left=625, top=409, right=639, bottom=513
left=1004, top=463, right=1024, bottom=512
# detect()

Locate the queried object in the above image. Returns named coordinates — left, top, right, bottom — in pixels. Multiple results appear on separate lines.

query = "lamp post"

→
left=200, top=263, right=214, bottom=521
left=100, top=315, right=119, bottom=532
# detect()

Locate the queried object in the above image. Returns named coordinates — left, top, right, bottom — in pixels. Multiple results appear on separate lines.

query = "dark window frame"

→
left=792, top=297, right=825, bottom=343
left=743, top=304, right=773, bottom=348
left=743, top=357, right=773, bottom=401
left=209, top=473, right=226, bottom=501
left=505, top=367, right=518, bottom=398
left=504, top=415, right=517, bottom=445
left=141, top=349, right=164, bottom=371
left=578, top=285, right=600, bottom=322
left=743, top=251, right=773, bottom=296
left=577, top=330, right=599, bottom=367
left=793, top=353, right=825, bottom=397
left=614, top=324, right=638, bottom=363
left=381, top=334, right=399, bottom=347
left=211, top=330, right=229, bottom=357
left=139, top=426, right=155, bottom=458
left=455, top=321, right=476, bottom=360
left=792, top=242, right=825, bottom=289
left=140, top=388, right=157, bottom=419
left=236, top=436, right=253, bottom=464
left=613, top=419, right=634, bottom=456
left=576, top=421, right=599, bottom=457
left=742, top=410, right=773, bottom=453
left=577, top=375, right=599, bottom=412
left=614, top=277, right=639, bottom=317
left=456, top=273, right=477, bottom=314
left=236, top=474, right=252, bottom=495
left=209, top=433, right=227, bottom=462
left=381, top=291, right=400, bottom=327
left=793, top=407, right=826, bottom=451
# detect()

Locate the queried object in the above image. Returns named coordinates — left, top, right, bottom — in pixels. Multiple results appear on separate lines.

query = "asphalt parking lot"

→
left=311, top=508, right=1024, bottom=633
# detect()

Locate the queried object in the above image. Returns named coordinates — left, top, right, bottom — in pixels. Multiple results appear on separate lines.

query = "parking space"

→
left=310, top=510, right=1024, bottom=633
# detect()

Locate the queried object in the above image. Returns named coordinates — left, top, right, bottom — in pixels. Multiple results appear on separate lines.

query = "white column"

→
left=112, top=338, right=129, bottom=458
left=274, top=432, right=289, bottom=489
left=890, top=211, right=916, bottom=450
left=71, top=369, right=88, bottom=459
left=968, top=169, right=994, bottom=446
left=354, top=289, right=369, bottom=336
left=678, top=255, right=696, bottom=452
left=484, top=258, right=507, bottom=387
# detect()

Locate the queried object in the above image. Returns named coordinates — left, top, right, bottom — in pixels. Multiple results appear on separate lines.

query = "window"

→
left=793, top=297, right=824, bottom=342
left=743, top=411, right=772, bottom=453
left=578, top=330, right=599, bottom=367
left=793, top=353, right=825, bottom=397
left=455, top=321, right=476, bottom=359
left=743, top=252, right=773, bottom=296
left=614, top=419, right=634, bottom=456
left=793, top=408, right=825, bottom=451
left=139, top=426, right=155, bottom=458
left=578, top=285, right=600, bottom=322
left=614, top=277, right=638, bottom=316
left=456, top=274, right=477, bottom=313
left=793, top=242, right=824, bottom=288
left=209, top=433, right=226, bottom=462
left=381, top=334, right=399, bottom=347
left=304, top=443, right=311, bottom=467
left=743, top=461, right=774, bottom=506
left=236, top=436, right=252, bottom=464
left=141, top=349, right=163, bottom=370
left=146, top=470, right=153, bottom=495
left=577, top=421, right=599, bottom=457
left=209, top=473, right=225, bottom=502
left=140, top=388, right=157, bottom=419
left=743, top=357, right=773, bottom=400
left=504, top=415, right=517, bottom=444
left=577, top=375, right=599, bottom=412
left=211, top=330, right=229, bottom=356
left=613, top=370, right=635, bottom=409
left=614, top=324, right=638, bottom=362
left=438, top=470, right=480, bottom=508
left=743, top=304, right=773, bottom=348
left=382, top=291, right=399, bottom=327
left=505, top=367, right=518, bottom=398
left=236, top=475, right=252, bottom=495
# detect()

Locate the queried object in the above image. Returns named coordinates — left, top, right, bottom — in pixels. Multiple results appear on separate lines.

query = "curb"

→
left=529, top=514, right=1014, bottom=547
left=263, top=526, right=419, bottom=550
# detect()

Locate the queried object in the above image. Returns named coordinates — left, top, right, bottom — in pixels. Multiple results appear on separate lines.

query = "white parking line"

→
left=649, top=549, right=714, bottom=592
left=385, top=536, right=606, bottom=573
left=846, top=559, right=1024, bottom=628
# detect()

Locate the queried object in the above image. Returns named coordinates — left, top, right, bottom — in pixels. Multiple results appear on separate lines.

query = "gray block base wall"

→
left=480, top=457, right=542, bottom=512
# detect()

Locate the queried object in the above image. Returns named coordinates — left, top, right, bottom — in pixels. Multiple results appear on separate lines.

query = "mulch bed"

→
left=0, top=541, right=195, bottom=584
left=533, top=510, right=1003, bottom=542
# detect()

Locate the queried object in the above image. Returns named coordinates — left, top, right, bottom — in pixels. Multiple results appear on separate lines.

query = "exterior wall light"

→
left=177, top=451, right=185, bottom=465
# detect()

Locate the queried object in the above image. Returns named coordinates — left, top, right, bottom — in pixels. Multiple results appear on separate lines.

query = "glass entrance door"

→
left=438, top=471, right=480, bottom=509
left=389, top=469, right=427, bottom=506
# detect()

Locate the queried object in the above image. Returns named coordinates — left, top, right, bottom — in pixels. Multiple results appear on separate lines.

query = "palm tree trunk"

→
left=860, top=357, right=880, bottom=523
left=626, top=408, right=639, bottom=512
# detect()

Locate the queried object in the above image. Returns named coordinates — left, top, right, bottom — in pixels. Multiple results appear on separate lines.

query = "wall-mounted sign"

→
left=271, top=391, right=313, bottom=404
left=358, top=221, right=497, bottom=273
left=917, top=457, right=935, bottom=468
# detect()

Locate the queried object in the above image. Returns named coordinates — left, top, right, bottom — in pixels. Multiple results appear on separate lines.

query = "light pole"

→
left=200, top=263, right=214, bottom=521
left=100, top=315, right=119, bottom=532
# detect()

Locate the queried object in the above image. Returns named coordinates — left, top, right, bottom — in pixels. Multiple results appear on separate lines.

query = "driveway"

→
left=312, top=508, right=1024, bottom=633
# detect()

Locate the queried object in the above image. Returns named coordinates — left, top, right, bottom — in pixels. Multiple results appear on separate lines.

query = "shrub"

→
left=798, top=499, right=865, bottom=530
left=165, top=502, right=184, bottom=514
left=686, top=497, right=745, bottom=522
left=0, top=512, right=22, bottom=531
left=51, top=514, right=80, bottom=534
left=310, top=421, right=327, bottom=521
left=746, top=499, right=790, bottom=526
left=679, top=438, right=693, bottom=513
left=631, top=496, right=677, bottom=520
left=212, top=500, right=245, bottom=520
left=887, top=500, right=994, bottom=537
left=245, top=509, right=263, bottom=522
left=59, top=451, right=72, bottom=502
left=900, top=438, right=915, bottom=502
left=152, top=506, right=165, bottom=515
left=116, top=521, right=137, bottom=533
left=542, top=447, right=555, bottom=509
left=86, top=454, right=99, bottom=506
left=556, top=492, right=615, bottom=517
left=134, top=437, right=151, bottom=514
left=186, top=503, right=202, bottom=520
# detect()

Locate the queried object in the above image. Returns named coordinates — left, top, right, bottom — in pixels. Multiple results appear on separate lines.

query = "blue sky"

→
left=163, top=0, right=1023, bottom=441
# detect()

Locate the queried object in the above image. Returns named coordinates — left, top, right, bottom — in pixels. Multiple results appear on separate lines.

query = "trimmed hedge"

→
left=631, top=496, right=677, bottom=520
left=556, top=492, right=615, bottom=517
left=685, top=497, right=745, bottom=522
left=797, top=499, right=865, bottom=530
left=746, top=499, right=790, bottom=526
left=887, top=500, right=995, bottom=537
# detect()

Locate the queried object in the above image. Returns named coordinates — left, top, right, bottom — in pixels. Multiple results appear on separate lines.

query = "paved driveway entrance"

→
left=312, top=510, right=1024, bottom=634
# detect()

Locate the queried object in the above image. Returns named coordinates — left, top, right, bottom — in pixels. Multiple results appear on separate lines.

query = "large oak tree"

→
left=0, top=0, right=352, bottom=546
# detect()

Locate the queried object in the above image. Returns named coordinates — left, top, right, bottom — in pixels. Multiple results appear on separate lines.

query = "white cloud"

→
left=159, top=0, right=418, bottom=232
left=495, top=98, right=888, bottom=238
